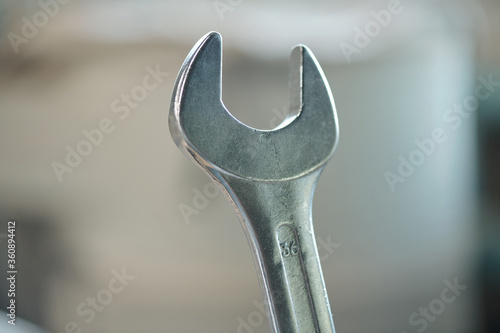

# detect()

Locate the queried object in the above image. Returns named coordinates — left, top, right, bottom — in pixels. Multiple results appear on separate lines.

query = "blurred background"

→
left=0, top=0, right=498, bottom=332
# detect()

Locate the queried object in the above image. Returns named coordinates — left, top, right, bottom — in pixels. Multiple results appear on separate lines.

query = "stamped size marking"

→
left=276, top=224, right=319, bottom=332
left=280, top=240, right=299, bottom=258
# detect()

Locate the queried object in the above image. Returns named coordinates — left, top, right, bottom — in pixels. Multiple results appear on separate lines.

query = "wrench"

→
left=169, top=32, right=339, bottom=333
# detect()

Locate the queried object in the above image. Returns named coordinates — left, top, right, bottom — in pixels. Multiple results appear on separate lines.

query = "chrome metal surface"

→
left=169, top=31, right=339, bottom=333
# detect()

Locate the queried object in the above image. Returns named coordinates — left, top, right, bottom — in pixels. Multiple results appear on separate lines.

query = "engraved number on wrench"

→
left=280, top=240, right=299, bottom=257
left=276, top=224, right=319, bottom=331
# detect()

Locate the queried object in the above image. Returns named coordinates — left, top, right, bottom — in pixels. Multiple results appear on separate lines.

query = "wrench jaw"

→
left=288, top=43, right=339, bottom=158
left=169, top=32, right=339, bottom=182
left=169, top=31, right=224, bottom=162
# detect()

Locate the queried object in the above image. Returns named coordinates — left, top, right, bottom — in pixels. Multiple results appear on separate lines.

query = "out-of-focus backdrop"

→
left=0, top=0, right=498, bottom=332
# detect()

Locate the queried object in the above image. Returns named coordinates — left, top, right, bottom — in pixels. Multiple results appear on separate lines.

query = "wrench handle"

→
left=276, top=223, right=324, bottom=332
left=222, top=170, right=336, bottom=333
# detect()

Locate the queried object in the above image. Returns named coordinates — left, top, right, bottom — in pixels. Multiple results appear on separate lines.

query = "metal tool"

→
left=169, top=32, right=339, bottom=333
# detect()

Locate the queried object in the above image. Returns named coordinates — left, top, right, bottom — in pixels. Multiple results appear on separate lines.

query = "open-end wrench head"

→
left=169, top=32, right=339, bottom=181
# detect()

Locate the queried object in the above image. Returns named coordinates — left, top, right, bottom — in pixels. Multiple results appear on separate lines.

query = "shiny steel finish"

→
left=169, top=32, right=339, bottom=333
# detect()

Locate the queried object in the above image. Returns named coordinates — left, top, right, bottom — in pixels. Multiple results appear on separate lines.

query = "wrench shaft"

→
left=221, top=171, right=335, bottom=333
left=277, top=223, right=319, bottom=331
